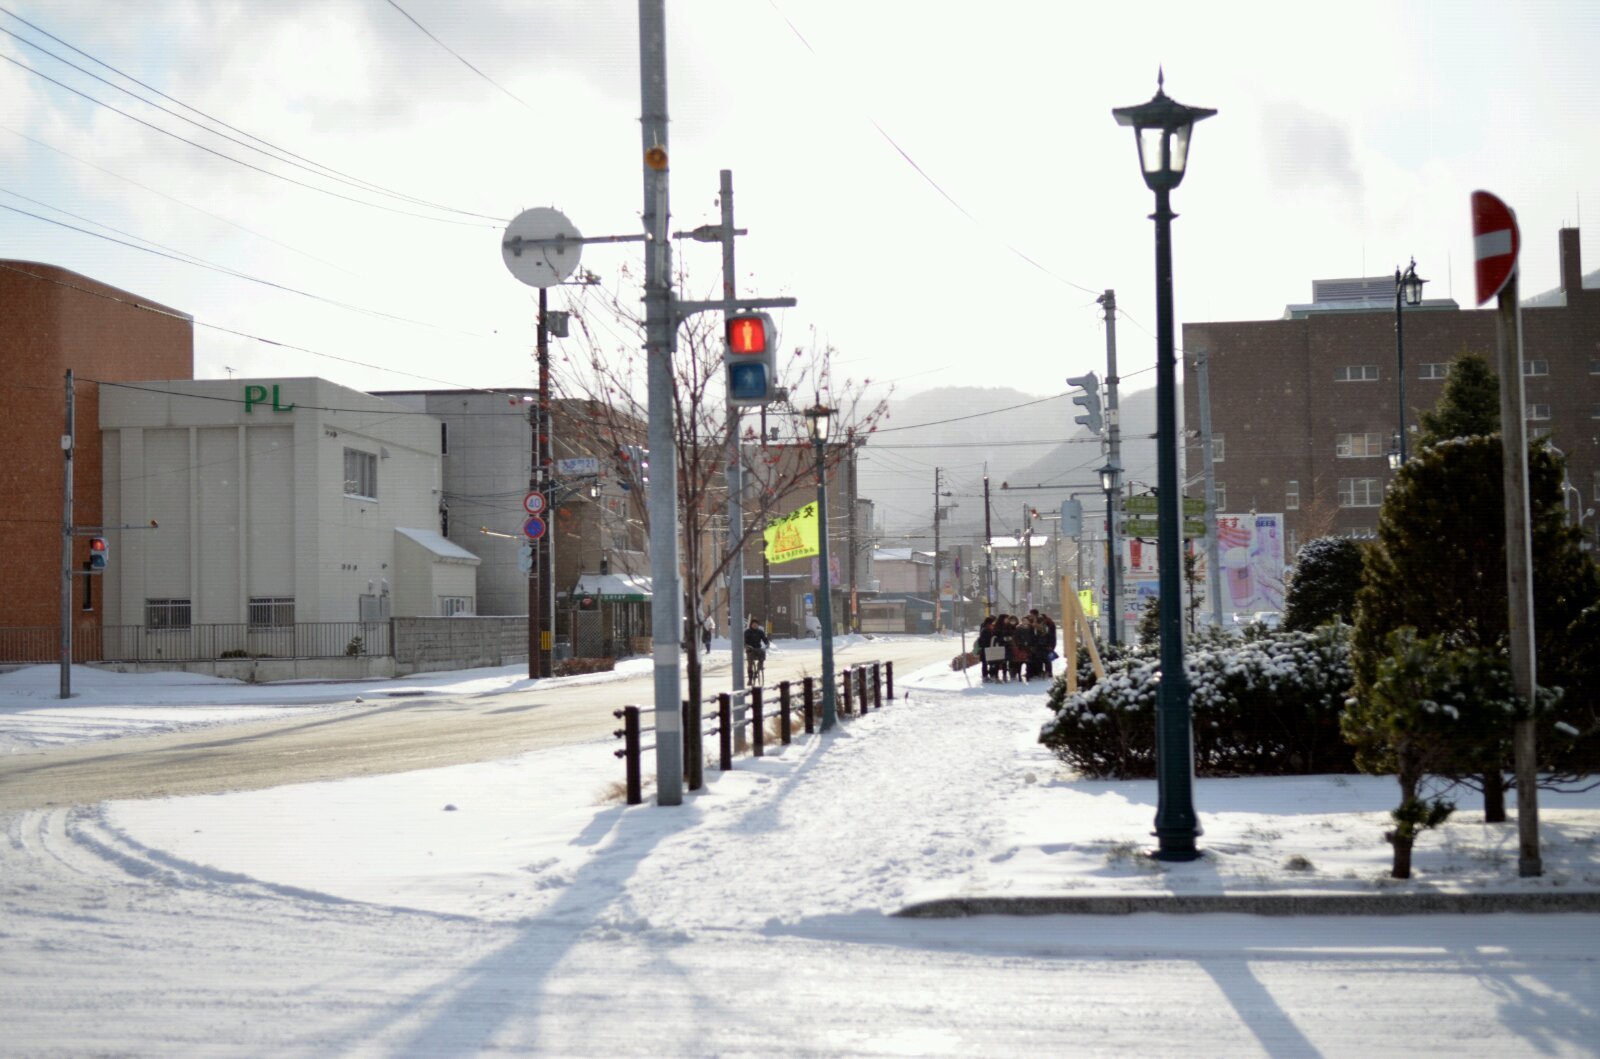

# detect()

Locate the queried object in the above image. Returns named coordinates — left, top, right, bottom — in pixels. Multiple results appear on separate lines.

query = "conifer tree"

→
left=1414, top=351, right=1498, bottom=447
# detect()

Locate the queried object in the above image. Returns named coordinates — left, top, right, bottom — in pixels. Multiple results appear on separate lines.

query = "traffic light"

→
left=1067, top=372, right=1102, bottom=434
left=88, top=536, right=108, bottom=570
left=725, top=312, right=778, bottom=406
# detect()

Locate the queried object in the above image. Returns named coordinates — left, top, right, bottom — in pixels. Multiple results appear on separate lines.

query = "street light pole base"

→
left=1149, top=845, right=1203, bottom=863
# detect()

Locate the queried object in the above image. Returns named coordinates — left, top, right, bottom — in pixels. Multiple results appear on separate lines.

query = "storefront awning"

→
left=572, top=572, right=652, bottom=602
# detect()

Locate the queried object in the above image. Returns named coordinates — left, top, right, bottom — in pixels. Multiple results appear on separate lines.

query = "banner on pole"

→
left=764, top=502, right=820, bottom=564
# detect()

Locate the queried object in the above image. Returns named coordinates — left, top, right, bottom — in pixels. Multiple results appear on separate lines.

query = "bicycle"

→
left=746, top=652, right=766, bottom=687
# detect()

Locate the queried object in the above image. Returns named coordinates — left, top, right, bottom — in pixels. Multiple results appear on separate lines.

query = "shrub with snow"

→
left=1040, top=626, right=1356, bottom=779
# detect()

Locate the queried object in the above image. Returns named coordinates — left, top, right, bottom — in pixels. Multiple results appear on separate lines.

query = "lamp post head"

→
left=1398, top=258, right=1426, bottom=306
left=1097, top=464, right=1118, bottom=493
left=803, top=404, right=833, bottom=442
left=1112, top=70, right=1216, bottom=192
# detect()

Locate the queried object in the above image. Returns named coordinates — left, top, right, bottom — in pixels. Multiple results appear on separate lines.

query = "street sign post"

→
left=523, top=492, right=546, bottom=515
left=1124, top=496, right=1205, bottom=516
left=522, top=516, right=547, bottom=540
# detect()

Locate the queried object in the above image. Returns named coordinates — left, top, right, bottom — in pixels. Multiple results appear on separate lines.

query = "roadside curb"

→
left=895, top=890, right=1600, bottom=917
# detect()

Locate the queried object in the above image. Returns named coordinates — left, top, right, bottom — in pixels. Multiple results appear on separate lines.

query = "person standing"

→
left=701, top=614, right=714, bottom=655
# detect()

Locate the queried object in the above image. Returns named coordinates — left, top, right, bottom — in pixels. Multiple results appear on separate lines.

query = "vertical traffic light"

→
left=1067, top=372, right=1103, bottom=434
left=88, top=536, right=108, bottom=570
left=725, top=312, right=778, bottom=405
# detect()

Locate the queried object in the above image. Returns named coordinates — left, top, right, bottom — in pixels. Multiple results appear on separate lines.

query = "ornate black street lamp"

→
left=1113, top=72, right=1214, bottom=861
left=804, top=404, right=838, bottom=731
left=1394, top=259, right=1425, bottom=465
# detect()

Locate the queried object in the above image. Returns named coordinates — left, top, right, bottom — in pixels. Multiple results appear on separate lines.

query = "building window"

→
left=344, top=448, right=377, bottom=499
left=1531, top=426, right=1555, bottom=441
left=145, top=598, right=192, bottom=629
left=1285, top=480, right=1300, bottom=510
left=1334, top=365, right=1380, bottom=382
left=439, top=596, right=475, bottom=617
left=1594, top=471, right=1600, bottom=503
left=1338, top=477, right=1382, bottom=508
left=1419, top=362, right=1450, bottom=380
left=1591, top=359, right=1600, bottom=375
left=1336, top=432, right=1387, bottom=458
left=1524, top=359, right=1549, bottom=376
left=1344, top=526, right=1376, bottom=540
left=440, top=422, right=449, bottom=455
left=1211, top=434, right=1225, bottom=462
left=1591, top=404, right=1600, bottom=420
left=1286, top=528, right=1300, bottom=555
left=1214, top=482, right=1227, bottom=511
left=1526, top=404, right=1551, bottom=421
left=248, top=597, right=295, bottom=628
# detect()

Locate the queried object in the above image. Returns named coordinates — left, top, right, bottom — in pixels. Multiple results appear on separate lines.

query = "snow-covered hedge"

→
left=1039, top=627, right=1357, bottom=779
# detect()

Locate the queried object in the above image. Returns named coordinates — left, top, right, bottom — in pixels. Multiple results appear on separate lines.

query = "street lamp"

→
left=804, top=404, right=838, bottom=731
left=1394, top=258, right=1426, bottom=465
left=1113, top=72, right=1213, bottom=862
left=1097, top=464, right=1119, bottom=648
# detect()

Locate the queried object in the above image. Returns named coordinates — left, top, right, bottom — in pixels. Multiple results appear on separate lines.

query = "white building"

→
left=98, top=378, right=476, bottom=652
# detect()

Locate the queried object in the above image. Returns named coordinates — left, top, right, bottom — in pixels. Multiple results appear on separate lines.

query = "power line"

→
left=0, top=4, right=503, bottom=221
left=381, top=0, right=538, bottom=114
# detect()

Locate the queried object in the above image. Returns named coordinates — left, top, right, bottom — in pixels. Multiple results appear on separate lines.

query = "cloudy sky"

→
left=2, top=0, right=1597, bottom=406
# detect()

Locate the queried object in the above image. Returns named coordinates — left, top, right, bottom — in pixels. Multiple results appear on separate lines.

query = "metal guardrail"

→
left=612, top=660, right=896, bottom=806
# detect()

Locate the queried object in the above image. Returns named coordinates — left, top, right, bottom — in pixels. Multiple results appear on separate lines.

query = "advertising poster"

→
left=1210, top=513, right=1286, bottom=617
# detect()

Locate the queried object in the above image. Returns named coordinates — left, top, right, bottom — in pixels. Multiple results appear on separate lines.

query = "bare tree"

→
left=553, top=278, right=889, bottom=780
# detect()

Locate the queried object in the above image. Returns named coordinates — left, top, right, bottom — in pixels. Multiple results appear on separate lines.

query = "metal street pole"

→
left=813, top=427, right=838, bottom=729
left=1149, top=184, right=1200, bottom=860
left=931, top=468, right=942, bottom=632
left=719, top=169, right=750, bottom=751
left=1195, top=348, right=1224, bottom=629
left=530, top=287, right=553, bottom=679
left=983, top=471, right=994, bottom=617
left=638, top=0, right=683, bottom=805
left=1494, top=267, right=1541, bottom=877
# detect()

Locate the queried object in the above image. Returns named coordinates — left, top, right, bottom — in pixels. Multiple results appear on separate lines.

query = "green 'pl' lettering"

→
left=271, top=385, right=295, bottom=412
left=244, top=384, right=267, bottom=412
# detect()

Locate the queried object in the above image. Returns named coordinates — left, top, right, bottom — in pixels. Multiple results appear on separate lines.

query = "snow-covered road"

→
left=3, top=646, right=1597, bottom=1055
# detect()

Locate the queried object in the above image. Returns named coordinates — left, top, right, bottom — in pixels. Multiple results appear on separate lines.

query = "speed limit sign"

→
left=523, top=491, right=546, bottom=515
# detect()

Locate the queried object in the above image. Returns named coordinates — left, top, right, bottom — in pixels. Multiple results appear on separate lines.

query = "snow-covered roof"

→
left=395, top=527, right=480, bottom=564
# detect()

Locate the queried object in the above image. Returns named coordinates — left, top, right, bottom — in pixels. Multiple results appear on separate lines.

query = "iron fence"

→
left=0, top=622, right=391, bottom=664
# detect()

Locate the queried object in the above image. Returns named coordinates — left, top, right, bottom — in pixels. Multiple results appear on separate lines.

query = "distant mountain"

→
left=858, top=383, right=1170, bottom=549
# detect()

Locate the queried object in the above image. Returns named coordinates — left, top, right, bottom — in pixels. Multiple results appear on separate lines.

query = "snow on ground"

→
left=3, top=644, right=1599, bottom=1055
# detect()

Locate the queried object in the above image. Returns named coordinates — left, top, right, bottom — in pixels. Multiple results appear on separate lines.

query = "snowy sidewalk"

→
left=101, top=660, right=1600, bottom=926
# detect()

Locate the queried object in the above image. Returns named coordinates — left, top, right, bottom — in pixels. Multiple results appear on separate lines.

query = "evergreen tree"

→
left=1351, top=435, right=1600, bottom=811
left=1414, top=352, right=1499, bottom=447
left=1283, top=536, right=1366, bottom=630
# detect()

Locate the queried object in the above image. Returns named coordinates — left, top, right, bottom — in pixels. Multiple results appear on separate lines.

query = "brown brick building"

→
left=1183, top=228, right=1599, bottom=558
left=1, top=262, right=193, bottom=634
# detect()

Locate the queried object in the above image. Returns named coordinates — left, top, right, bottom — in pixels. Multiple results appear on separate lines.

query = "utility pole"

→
left=847, top=442, right=859, bottom=632
left=983, top=470, right=994, bottom=617
left=528, top=288, right=554, bottom=679
left=1195, top=348, right=1224, bottom=628
left=932, top=468, right=942, bottom=628
left=1023, top=504, right=1034, bottom=609
left=59, top=369, right=74, bottom=700
left=1097, top=289, right=1123, bottom=646
left=638, top=0, right=684, bottom=806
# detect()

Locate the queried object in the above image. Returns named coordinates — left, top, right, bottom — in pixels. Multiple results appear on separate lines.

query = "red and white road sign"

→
left=1471, top=190, right=1520, bottom=306
left=523, top=491, right=546, bottom=515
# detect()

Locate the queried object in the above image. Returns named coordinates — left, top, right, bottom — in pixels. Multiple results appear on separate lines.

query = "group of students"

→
left=975, top=610, right=1058, bottom=683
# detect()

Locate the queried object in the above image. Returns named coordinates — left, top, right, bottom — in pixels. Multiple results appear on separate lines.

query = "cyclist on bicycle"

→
left=743, top=616, right=771, bottom=683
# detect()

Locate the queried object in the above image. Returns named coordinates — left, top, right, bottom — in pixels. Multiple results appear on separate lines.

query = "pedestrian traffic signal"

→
left=88, top=536, right=108, bottom=570
left=725, top=312, right=777, bottom=406
left=1067, top=372, right=1103, bottom=434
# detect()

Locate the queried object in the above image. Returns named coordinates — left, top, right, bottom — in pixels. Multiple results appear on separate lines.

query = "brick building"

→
left=1, top=262, right=193, bottom=633
left=1183, top=228, right=1599, bottom=558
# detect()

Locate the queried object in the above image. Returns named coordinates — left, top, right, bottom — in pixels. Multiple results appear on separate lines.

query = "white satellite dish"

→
left=502, top=207, right=583, bottom=289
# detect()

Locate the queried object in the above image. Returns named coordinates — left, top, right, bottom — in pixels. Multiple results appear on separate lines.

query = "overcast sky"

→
left=3, top=0, right=1597, bottom=406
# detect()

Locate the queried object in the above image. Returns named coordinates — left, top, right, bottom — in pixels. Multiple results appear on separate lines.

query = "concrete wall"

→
left=392, top=616, right=528, bottom=674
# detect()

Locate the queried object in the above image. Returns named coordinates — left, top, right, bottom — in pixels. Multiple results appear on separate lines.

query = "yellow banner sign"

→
left=764, top=502, right=820, bottom=564
left=1078, top=589, right=1100, bottom=618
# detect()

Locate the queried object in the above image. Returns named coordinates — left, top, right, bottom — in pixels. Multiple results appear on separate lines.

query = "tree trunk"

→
left=1481, top=771, right=1507, bottom=823
left=1388, top=830, right=1414, bottom=880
